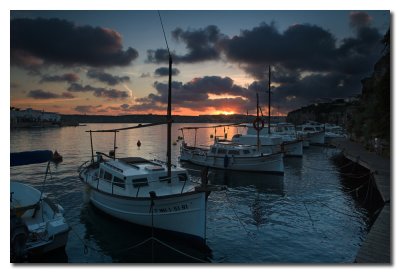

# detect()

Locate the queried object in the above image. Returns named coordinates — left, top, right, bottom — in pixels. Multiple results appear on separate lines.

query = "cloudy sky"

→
left=10, top=10, right=390, bottom=116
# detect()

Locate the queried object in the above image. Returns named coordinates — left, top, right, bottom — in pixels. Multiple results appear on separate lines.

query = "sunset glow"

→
left=10, top=10, right=389, bottom=116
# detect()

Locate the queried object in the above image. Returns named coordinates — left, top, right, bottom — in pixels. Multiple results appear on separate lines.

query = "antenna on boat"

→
left=158, top=11, right=172, bottom=182
left=268, top=65, right=271, bottom=135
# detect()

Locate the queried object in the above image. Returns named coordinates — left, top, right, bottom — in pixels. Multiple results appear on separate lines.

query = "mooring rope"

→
left=69, top=224, right=103, bottom=255
left=224, top=190, right=256, bottom=239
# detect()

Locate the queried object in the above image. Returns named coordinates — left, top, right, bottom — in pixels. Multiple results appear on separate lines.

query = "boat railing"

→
left=87, top=172, right=192, bottom=196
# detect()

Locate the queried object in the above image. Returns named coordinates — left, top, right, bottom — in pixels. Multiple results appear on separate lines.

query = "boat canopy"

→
left=11, top=150, right=53, bottom=167
left=86, top=121, right=168, bottom=133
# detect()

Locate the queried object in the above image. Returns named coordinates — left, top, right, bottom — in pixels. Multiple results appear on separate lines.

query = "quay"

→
left=333, top=139, right=391, bottom=263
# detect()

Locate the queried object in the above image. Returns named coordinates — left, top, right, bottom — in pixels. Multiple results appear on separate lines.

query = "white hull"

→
left=82, top=170, right=207, bottom=241
left=298, top=131, right=325, bottom=145
left=28, top=229, right=70, bottom=255
left=180, top=148, right=284, bottom=174
left=10, top=181, right=70, bottom=259
left=324, top=133, right=346, bottom=145
left=232, top=134, right=302, bottom=157
left=282, top=140, right=303, bottom=157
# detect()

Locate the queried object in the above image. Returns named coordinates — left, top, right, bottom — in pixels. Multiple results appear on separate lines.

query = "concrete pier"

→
left=333, top=139, right=390, bottom=263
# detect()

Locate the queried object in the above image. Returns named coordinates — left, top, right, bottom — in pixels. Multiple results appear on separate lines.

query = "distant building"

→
left=10, top=107, right=61, bottom=127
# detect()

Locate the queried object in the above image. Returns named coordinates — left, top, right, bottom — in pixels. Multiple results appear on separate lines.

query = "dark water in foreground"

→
left=10, top=123, right=374, bottom=263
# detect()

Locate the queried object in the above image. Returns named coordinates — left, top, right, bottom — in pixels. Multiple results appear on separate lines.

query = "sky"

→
left=9, top=9, right=390, bottom=116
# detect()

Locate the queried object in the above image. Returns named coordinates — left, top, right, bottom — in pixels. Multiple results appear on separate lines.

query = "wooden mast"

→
left=256, top=93, right=260, bottom=151
left=268, top=65, right=271, bottom=135
left=158, top=11, right=172, bottom=182
left=167, top=54, right=172, bottom=181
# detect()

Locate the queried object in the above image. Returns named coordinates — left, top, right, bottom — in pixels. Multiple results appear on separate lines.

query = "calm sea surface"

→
left=10, top=123, right=373, bottom=263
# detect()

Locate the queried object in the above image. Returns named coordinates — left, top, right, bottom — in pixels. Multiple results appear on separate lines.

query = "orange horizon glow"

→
left=11, top=99, right=288, bottom=116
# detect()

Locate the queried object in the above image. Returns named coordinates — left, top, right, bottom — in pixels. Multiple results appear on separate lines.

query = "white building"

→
left=11, top=108, right=61, bottom=125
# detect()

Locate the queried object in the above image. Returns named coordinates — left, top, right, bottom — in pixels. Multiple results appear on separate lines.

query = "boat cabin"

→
left=94, top=157, right=188, bottom=196
left=208, top=142, right=259, bottom=157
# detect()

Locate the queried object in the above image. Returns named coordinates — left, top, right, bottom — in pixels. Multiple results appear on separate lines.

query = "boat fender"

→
left=224, top=154, right=229, bottom=168
left=253, top=117, right=264, bottom=131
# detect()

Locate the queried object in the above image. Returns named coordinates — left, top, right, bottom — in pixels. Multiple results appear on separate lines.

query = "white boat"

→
left=232, top=67, right=302, bottom=157
left=268, top=123, right=303, bottom=156
left=180, top=141, right=284, bottom=174
left=296, top=121, right=325, bottom=145
left=324, top=124, right=347, bottom=144
left=79, top=154, right=210, bottom=241
left=79, top=52, right=220, bottom=243
left=10, top=150, right=70, bottom=261
left=232, top=123, right=303, bottom=157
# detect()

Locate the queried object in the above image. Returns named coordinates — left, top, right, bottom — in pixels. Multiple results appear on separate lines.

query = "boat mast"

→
left=256, top=93, right=260, bottom=151
left=268, top=65, right=271, bottom=135
left=167, top=54, right=172, bottom=181
left=159, top=11, right=172, bottom=182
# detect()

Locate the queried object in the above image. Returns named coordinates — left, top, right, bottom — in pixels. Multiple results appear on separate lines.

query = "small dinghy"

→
left=10, top=150, right=70, bottom=262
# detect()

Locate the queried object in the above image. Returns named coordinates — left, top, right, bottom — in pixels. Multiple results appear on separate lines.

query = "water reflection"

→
left=181, top=162, right=284, bottom=196
left=79, top=202, right=212, bottom=263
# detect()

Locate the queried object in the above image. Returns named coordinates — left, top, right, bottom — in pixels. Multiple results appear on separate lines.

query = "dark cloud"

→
left=40, top=73, right=79, bottom=83
left=27, top=89, right=75, bottom=99
left=147, top=25, right=224, bottom=63
left=11, top=18, right=138, bottom=69
left=87, top=69, right=130, bottom=85
left=154, top=67, right=180, bottom=77
left=220, top=22, right=337, bottom=77
left=129, top=76, right=253, bottom=113
left=61, top=92, right=75, bottom=98
left=128, top=68, right=370, bottom=114
left=67, top=83, right=129, bottom=99
left=349, top=12, right=372, bottom=28
left=118, top=103, right=167, bottom=113
left=147, top=49, right=170, bottom=64
left=74, top=105, right=99, bottom=113
left=335, top=26, right=382, bottom=75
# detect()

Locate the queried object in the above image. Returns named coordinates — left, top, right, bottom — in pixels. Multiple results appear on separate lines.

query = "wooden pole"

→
left=268, top=65, right=271, bottom=135
left=194, top=128, right=197, bottom=147
left=90, top=130, right=94, bottom=163
left=257, top=93, right=260, bottom=151
left=167, top=55, right=172, bottom=182
left=113, top=131, right=117, bottom=160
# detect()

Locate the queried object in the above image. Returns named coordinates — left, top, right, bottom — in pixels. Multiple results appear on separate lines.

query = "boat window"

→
left=178, top=173, right=188, bottom=182
left=99, top=169, right=104, bottom=178
left=217, top=148, right=227, bottom=154
left=243, top=150, right=250, bottom=154
left=132, top=178, right=148, bottom=188
left=210, top=147, right=217, bottom=154
left=113, top=176, right=125, bottom=189
left=103, top=171, right=112, bottom=181
left=228, top=150, right=240, bottom=155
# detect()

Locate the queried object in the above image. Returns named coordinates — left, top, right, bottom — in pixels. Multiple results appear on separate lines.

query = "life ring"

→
left=253, top=117, right=264, bottom=131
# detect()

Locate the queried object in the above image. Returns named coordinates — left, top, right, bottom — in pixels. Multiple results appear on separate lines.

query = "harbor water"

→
left=10, top=123, right=375, bottom=263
